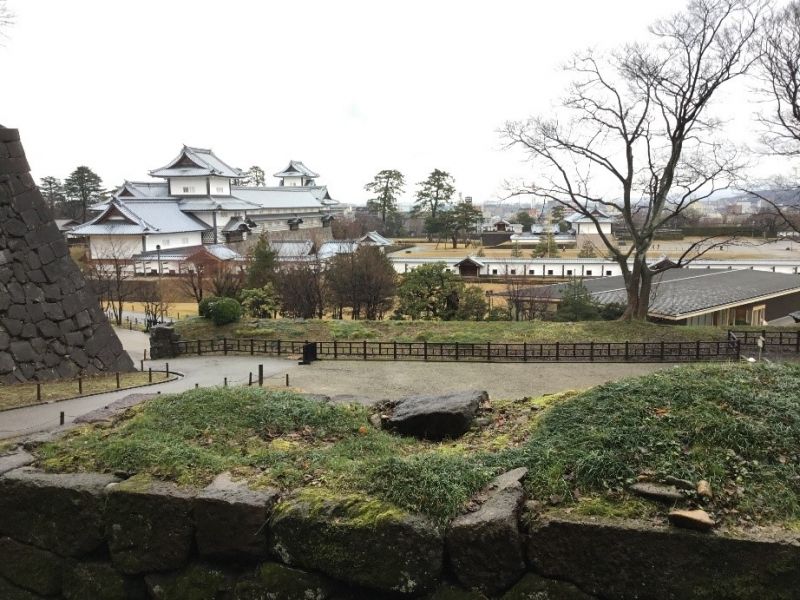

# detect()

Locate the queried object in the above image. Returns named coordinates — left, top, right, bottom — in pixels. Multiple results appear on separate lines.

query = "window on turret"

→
left=182, top=186, right=195, bottom=193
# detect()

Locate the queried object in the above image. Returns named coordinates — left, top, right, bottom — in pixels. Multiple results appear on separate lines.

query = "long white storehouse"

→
left=72, top=147, right=340, bottom=271
left=389, top=255, right=800, bottom=278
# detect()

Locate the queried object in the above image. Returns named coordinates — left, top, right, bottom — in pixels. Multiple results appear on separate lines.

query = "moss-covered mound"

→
left=36, top=363, right=800, bottom=528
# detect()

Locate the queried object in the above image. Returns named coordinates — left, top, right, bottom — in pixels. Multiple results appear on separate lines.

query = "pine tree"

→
left=64, top=166, right=104, bottom=223
left=365, top=170, right=404, bottom=226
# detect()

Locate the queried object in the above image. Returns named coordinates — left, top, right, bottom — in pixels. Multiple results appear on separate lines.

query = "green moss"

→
left=146, top=564, right=232, bottom=600
left=235, top=562, right=338, bottom=600
left=571, top=495, right=658, bottom=520
left=278, top=487, right=409, bottom=528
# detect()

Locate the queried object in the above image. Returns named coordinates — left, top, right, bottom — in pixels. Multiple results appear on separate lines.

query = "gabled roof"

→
left=231, top=186, right=329, bottom=210
left=113, top=181, right=170, bottom=199
left=71, top=199, right=210, bottom=235
left=273, top=160, right=319, bottom=178
left=269, top=240, right=315, bottom=259
left=150, top=146, right=243, bottom=179
left=358, top=231, right=391, bottom=246
left=455, top=256, right=486, bottom=268
left=565, top=209, right=613, bottom=223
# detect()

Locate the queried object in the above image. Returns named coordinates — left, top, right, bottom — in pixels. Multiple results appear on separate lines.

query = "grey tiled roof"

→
left=133, top=244, right=242, bottom=261
left=231, top=187, right=329, bottom=209
left=150, top=146, right=243, bottom=178
left=273, top=160, right=319, bottom=178
left=533, top=268, right=800, bottom=318
left=71, top=200, right=210, bottom=235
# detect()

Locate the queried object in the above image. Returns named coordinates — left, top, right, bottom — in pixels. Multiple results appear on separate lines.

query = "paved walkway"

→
left=0, top=330, right=296, bottom=440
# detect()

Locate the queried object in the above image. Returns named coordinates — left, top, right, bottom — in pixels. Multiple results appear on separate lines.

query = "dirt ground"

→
left=282, top=359, right=678, bottom=403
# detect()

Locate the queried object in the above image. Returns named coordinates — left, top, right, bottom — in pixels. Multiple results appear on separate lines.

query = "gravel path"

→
left=282, top=360, right=679, bottom=401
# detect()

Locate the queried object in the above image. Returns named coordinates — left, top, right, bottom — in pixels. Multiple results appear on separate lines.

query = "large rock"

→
left=194, top=472, right=279, bottom=559
left=528, top=516, right=800, bottom=599
left=62, top=561, right=147, bottom=600
left=0, top=450, right=34, bottom=475
left=0, top=468, right=117, bottom=556
left=0, top=537, right=64, bottom=596
left=270, top=490, right=444, bottom=595
left=105, top=476, right=196, bottom=574
left=145, top=563, right=236, bottom=600
left=501, top=573, right=596, bottom=599
left=234, top=562, right=341, bottom=600
left=385, top=390, right=486, bottom=440
left=447, top=468, right=528, bottom=595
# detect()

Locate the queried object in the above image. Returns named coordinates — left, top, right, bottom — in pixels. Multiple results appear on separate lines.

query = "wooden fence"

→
left=173, top=337, right=748, bottom=363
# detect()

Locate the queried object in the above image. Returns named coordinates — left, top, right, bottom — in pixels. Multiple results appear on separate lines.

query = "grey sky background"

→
left=1, top=0, right=791, bottom=207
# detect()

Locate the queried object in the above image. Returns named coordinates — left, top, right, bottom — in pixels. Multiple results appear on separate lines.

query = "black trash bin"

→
left=300, top=342, right=317, bottom=365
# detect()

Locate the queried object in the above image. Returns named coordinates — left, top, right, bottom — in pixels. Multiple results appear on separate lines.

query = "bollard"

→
left=285, top=373, right=289, bottom=387
left=148, top=368, right=152, bottom=383
left=116, top=372, right=121, bottom=389
left=224, top=377, right=227, bottom=387
left=195, top=383, right=199, bottom=389
left=78, top=376, right=82, bottom=394
left=36, top=383, right=41, bottom=402
left=59, top=411, right=64, bottom=426
left=165, top=363, right=169, bottom=378
left=248, top=372, right=253, bottom=387
left=140, top=359, right=144, bottom=371
left=258, top=364, right=264, bottom=386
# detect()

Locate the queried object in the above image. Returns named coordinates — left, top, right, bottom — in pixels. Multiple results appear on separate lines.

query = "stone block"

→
left=0, top=451, right=34, bottom=476
left=105, top=476, right=196, bottom=574
left=270, top=491, right=443, bottom=595
left=145, top=563, right=236, bottom=600
left=385, top=390, right=485, bottom=440
left=0, top=468, right=117, bottom=557
left=194, top=472, right=279, bottom=559
left=527, top=516, right=800, bottom=599
left=0, top=537, right=64, bottom=596
left=63, top=561, right=147, bottom=600
left=447, top=468, right=527, bottom=594
left=234, top=562, right=340, bottom=600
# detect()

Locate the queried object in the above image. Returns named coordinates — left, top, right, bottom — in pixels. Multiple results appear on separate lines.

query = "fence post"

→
left=250, top=339, right=254, bottom=355
left=455, top=342, right=460, bottom=361
left=624, top=341, right=629, bottom=361
left=258, top=364, right=263, bottom=386
left=523, top=342, right=527, bottom=362
left=487, top=342, right=491, bottom=362
left=224, top=338, right=228, bottom=355
left=796, top=331, right=800, bottom=354
left=589, top=341, right=594, bottom=362
left=424, top=341, right=428, bottom=361
left=277, top=340, right=281, bottom=356
left=197, top=340, right=202, bottom=356
left=737, top=339, right=741, bottom=361
left=696, top=340, right=701, bottom=360
left=334, top=340, right=338, bottom=359
left=393, top=341, right=397, bottom=360
left=660, top=341, right=665, bottom=361
left=363, top=340, right=367, bottom=361
left=555, top=342, right=560, bottom=361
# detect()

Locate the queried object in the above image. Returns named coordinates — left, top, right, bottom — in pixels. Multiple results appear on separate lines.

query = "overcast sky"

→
left=1, top=0, right=790, bottom=207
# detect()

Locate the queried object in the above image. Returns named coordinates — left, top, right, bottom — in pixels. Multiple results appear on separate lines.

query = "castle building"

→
left=71, top=147, right=341, bottom=273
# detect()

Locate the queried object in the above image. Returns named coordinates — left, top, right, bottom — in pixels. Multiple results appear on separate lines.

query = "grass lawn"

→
left=173, top=317, right=745, bottom=345
left=36, top=363, right=800, bottom=529
left=0, top=372, right=163, bottom=411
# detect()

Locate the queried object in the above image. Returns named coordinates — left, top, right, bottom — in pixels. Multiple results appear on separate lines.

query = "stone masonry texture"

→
left=0, top=127, right=134, bottom=383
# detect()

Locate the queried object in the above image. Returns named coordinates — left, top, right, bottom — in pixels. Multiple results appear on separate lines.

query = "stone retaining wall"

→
left=0, top=127, right=134, bottom=383
left=0, top=461, right=798, bottom=599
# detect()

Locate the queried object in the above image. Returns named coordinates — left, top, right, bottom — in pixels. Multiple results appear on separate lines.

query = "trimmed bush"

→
left=198, top=296, right=219, bottom=319
left=207, top=297, right=241, bottom=326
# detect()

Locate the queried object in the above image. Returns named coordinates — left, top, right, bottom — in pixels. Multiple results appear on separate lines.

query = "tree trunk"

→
left=620, top=255, right=652, bottom=321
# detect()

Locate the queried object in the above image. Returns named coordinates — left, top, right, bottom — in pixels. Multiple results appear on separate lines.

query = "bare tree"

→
left=84, top=239, right=133, bottom=326
left=745, top=2, right=800, bottom=234
left=504, top=0, right=761, bottom=320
